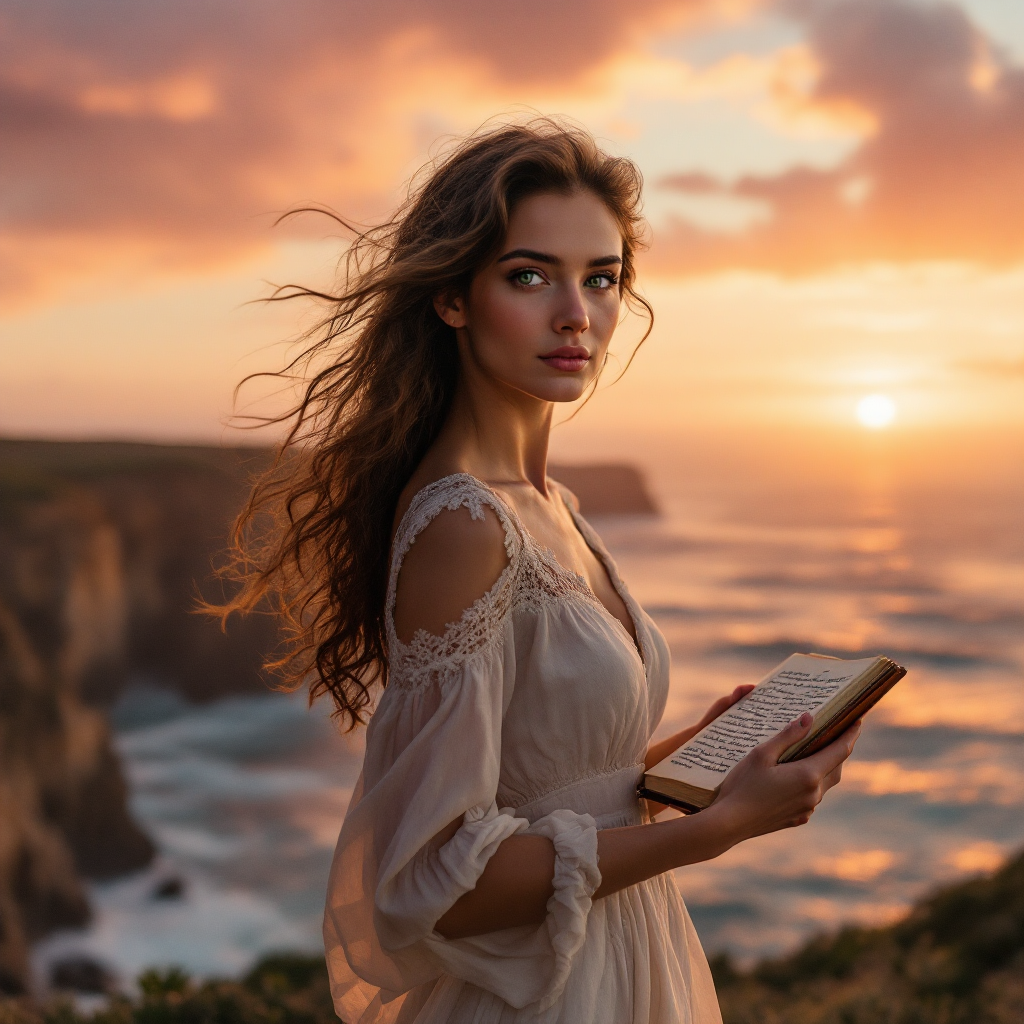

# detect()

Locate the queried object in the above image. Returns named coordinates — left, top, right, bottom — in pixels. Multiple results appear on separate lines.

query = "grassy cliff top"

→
left=0, top=439, right=272, bottom=503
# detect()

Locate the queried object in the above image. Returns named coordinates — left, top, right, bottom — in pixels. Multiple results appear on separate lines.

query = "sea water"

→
left=33, top=430, right=1024, bottom=984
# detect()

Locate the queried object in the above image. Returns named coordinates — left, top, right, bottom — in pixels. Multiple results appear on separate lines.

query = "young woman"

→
left=229, top=119, right=860, bottom=1023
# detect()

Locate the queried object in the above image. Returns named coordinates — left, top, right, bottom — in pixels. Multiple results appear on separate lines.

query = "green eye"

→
left=514, top=270, right=543, bottom=286
left=586, top=273, right=616, bottom=289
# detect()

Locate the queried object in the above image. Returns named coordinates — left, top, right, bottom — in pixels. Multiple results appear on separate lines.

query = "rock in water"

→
left=549, top=463, right=658, bottom=516
left=151, top=877, right=186, bottom=901
left=49, top=955, right=115, bottom=995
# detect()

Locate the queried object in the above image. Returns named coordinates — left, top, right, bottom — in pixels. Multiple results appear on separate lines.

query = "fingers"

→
left=757, top=712, right=814, bottom=763
left=803, top=719, right=863, bottom=777
left=696, top=684, right=757, bottom=731
left=821, top=764, right=843, bottom=793
left=721, top=684, right=755, bottom=716
left=713, top=685, right=755, bottom=715
left=699, top=698, right=732, bottom=725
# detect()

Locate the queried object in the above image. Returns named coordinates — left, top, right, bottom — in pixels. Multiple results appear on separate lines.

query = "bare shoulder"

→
left=393, top=503, right=510, bottom=643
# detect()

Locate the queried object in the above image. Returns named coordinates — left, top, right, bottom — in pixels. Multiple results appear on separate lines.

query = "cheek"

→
left=590, top=294, right=621, bottom=340
left=469, top=286, right=546, bottom=366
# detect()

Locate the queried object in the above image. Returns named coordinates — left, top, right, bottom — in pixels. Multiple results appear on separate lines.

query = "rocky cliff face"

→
left=0, top=492, right=154, bottom=994
left=0, top=441, right=281, bottom=707
left=0, top=441, right=282, bottom=994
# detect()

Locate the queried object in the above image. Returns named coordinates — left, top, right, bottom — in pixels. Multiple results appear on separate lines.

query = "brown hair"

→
left=222, top=117, right=650, bottom=729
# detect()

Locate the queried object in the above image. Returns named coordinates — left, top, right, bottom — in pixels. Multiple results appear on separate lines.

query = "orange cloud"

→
left=1, top=0, right=727, bottom=306
left=959, top=356, right=1024, bottom=378
left=652, top=0, right=1024, bottom=274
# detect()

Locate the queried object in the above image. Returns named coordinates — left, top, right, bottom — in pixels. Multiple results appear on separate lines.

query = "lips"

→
left=540, top=346, right=591, bottom=373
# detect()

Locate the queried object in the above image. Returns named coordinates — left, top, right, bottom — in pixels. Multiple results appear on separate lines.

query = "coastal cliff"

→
left=549, top=463, right=657, bottom=515
left=0, top=440, right=280, bottom=707
left=0, top=440, right=279, bottom=993
left=0, top=442, right=655, bottom=708
left=0, top=440, right=657, bottom=994
left=0, top=491, right=154, bottom=993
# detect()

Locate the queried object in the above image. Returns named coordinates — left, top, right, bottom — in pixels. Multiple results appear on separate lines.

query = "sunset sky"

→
left=2, top=0, right=1023, bottom=449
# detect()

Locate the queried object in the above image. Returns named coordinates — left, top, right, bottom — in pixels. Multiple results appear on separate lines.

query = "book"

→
left=638, top=653, right=907, bottom=813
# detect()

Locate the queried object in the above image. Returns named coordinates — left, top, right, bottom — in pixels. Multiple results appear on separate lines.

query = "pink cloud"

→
left=2, top=0, right=719, bottom=303
left=652, top=0, right=1024, bottom=274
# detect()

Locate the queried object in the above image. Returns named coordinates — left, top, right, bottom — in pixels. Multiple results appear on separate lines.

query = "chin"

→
left=528, top=379, right=592, bottom=404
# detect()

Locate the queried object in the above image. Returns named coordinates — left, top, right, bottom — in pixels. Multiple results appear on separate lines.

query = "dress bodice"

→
left=381, top=473, right=671, bottom=824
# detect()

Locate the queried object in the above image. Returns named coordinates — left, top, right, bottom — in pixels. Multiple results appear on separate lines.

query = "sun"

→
left=856, top=393, right=897, bottom=429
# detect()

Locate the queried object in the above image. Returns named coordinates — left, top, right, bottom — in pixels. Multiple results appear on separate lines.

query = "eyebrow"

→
left=496, top=247, right=622, bottom=268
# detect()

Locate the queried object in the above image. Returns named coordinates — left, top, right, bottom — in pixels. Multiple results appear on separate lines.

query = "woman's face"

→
left=438, top=190, right=625, bottom=405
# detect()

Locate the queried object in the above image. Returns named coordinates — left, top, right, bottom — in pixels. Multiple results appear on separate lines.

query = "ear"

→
left=433, top=292, right=467, bottom=329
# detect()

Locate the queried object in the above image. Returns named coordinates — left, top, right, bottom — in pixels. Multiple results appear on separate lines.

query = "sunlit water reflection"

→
left=34, top=440, right=1024, bottom=984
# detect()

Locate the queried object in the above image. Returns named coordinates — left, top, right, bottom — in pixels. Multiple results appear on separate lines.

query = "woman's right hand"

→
left=708, top=713, right=863, bottom=845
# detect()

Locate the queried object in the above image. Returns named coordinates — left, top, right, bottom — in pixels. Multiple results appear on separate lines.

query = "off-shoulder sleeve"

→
left=322, top=477, right=602, bottom=1023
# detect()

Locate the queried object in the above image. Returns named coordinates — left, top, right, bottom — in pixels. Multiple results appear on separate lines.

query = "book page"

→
left=651, top=655, right=879, bottom=790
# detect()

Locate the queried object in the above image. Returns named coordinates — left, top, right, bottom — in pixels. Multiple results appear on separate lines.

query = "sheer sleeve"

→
left=322, top=477, right=602, bottom=1023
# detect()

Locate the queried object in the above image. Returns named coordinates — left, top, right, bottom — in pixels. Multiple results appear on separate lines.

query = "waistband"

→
left=510, top=764, right=646, bottom=829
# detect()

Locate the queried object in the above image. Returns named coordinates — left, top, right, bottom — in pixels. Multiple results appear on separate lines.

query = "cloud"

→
left=958, top=356, right=1024, bottom=378
left=843, top=755, right=1024, bottom=805
left=651, top=0, right=1024, bottom=275
left=1, top=0, right=729, bottom=307
left=8, top=0, right=1015, bottom=302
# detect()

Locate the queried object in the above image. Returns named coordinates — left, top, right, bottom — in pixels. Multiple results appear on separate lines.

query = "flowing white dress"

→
left=323, top=474, right=722, bottom=1023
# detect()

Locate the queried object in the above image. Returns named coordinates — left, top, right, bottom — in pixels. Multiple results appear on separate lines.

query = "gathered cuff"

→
left=523, top=808, right=601, bottom=1011
left=375, top=802, right=528, bottom=953
left=436, top=803, right=529, bottom=895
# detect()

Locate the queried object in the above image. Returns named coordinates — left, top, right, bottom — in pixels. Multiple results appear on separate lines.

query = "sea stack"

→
left=549, top=463, right=658, bottom=516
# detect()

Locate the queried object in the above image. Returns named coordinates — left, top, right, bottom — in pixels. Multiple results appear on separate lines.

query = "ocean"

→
left=33, top=428, right=1024, bottom=985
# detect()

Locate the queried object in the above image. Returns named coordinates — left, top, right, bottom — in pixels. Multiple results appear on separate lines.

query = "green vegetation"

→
left=1, top=849, right=1021, bottom=1024
left=713, top=846, right=1024, bottom=1023
left=0, top=955, right=337, bottom=1024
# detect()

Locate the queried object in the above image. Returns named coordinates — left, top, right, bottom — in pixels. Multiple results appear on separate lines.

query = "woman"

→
left=228, top=119, right=860, bottom=1023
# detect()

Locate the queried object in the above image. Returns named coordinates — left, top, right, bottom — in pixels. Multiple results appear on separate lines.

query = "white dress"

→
left=323, top=474, right=722, bottom=1023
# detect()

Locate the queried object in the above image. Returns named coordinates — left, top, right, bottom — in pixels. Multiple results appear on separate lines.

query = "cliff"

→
left=0, top=440, right=280, bottom=706
left=0, top=440, right=658, bottom=995
left=0, top=492, right=154, bottom=994
left=549, top=462, right=658, bottom=515
left=0, top=440, right=280, bottom=994
left=0, top=442, right=656, bottom=706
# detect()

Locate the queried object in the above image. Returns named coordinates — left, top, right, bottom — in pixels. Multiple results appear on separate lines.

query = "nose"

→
left=554, top=284, right=589, bottom=335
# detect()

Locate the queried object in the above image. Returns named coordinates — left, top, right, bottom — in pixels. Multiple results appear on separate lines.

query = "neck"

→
left=437, top=359, right=554, bottom=495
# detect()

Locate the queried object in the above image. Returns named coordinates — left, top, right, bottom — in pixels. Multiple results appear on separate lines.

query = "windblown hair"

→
left=222, top=117, right=651, bottom=729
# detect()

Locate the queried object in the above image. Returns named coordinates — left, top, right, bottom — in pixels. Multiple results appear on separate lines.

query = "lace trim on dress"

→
left=385, top=473, right=648, bottom=689
left=386, top=475, right=523, bottom=689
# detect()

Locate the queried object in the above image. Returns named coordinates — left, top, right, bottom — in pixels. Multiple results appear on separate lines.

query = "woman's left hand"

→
left=642, top=684, right=756, bottom=816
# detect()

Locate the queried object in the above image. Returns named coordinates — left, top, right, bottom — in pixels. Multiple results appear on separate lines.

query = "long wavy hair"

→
left=221, top=117, right=651, bottom=729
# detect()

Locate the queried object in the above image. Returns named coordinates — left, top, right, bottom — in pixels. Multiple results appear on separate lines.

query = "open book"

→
left=639, top=653, right=906, bottom=813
